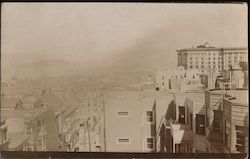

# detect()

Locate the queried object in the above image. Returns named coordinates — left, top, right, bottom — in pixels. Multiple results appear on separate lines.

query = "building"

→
left=0, top=108, right=28, bottom=151
left=177, top=43, right=248, bottom=73
left=33, top=89, right=69, bottom=150
left=0, top=106, right=59, bottom=151
left=222, top=90, right=248, bottom=153
left=0, top=117, right=9, bottom=150
left=155, top=67, right=204, bottom=92
left=155, top=92, right=216, bottom=153
left=22, top=107, right=59, bottom=151
left=205, top=90, right=225, bottom=152
left=61, top=106, right=81, bottom=151
left=103, top=90, right=173, bottom=152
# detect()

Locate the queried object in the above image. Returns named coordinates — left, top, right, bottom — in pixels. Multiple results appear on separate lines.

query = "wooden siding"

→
left=193, top=135, right=207, bottom=152
left=193, top=102, right=206, bottom=115
left=223, top=99, right=232, bottom=122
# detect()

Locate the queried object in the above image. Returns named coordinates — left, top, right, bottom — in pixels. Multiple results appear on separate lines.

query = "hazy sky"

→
left=1, top=3, right=248, bottom=75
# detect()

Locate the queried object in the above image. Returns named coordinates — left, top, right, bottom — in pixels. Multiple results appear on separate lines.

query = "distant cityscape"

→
left=1, top=43, right=248, bottom=154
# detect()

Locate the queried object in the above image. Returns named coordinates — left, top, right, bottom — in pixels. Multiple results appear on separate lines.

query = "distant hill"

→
left=15, top=59, right=79, bottom=78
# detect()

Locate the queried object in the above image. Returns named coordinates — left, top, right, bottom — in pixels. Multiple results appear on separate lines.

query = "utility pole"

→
left=103, top=98, right=106, bottom=152
left=87, top=118, right=91, bottom=152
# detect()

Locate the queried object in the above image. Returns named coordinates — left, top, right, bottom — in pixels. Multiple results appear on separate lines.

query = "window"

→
left=118, top=138, right=130, bottom=144
left=213, top=110, right=222, bottom=131
left=146, top=137, right=154, bottom=150
left=37, top=119, right=45, bottom=132
left=146, top=111, right=154, bottom=123
left=37, top=120, right=42, bottom=132
left=162, top=76, right=165, bottom=80
left=196, top=114, right=205, bottom=135
left=26, top=127, right=32, bottom=135
left=37, top=138, right=43, bottom=149
left=213, top=119, right=220, bottom=130
left=117, top=111, right=129, bottom=117
left=162, top=82, right=164, bottom=86
left=235, top=125, right=247, bottom=153
left=178, top=106, right=185, bottom=124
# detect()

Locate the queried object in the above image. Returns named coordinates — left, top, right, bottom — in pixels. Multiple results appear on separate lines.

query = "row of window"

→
left=117, top=111, right=154, bottom=123
left=117, top=137, right=154, bottom=149
left=188, top=51, right=246, bottom=56
left=190, top=60, right=222, bottom=64
left=189, top=57, right=221, bottom=61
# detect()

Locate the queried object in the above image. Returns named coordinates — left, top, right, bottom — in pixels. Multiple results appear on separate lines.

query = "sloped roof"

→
left=24, top=106, right=51, bottom=122
left=226, top=90, right=248, bottom=105
left=8, top=133, right=30, bottom=149
left=34, top=91, right=67, bottom=112
left=64, top=105, right=80, bottom=118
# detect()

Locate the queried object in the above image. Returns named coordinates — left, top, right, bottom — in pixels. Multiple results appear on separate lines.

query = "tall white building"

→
left=177, top=43, right=248, bottom=73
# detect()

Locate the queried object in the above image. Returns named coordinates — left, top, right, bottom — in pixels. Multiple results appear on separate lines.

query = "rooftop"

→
left=33, top=90, right=67, bottom=112
left=226, top=90, right=248, bottom=105
left=178, top=46, right=247, bottom=52
left=64, top=105, right=80, bottom=118
left=174, top=92, right=205, bottom=104
left=24, top=106, right=51, bottom=122
left=8, top=133, right=30, bottom=149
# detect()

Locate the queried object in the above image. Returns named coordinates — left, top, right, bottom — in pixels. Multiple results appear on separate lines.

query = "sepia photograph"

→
left=0, top=2, right=248, bottom=158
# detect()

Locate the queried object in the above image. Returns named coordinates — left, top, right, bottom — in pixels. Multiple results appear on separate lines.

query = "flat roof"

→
left=174, top=92, right=205, bottom=104
left=177, top=47, right=247, bottom=52
left=226, top=90, right=248, bottom=105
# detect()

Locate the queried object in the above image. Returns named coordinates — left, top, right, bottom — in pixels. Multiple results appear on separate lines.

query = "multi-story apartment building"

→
left=156, top=89, right=248, bottom=154
left=23, top=107, right=59, bottom=151
left=33, top=89, right=69, bottom=150
left=177, top=43, right=248, bottom=73
left=103, top=90, right=173, bottom=152
left=61, top=106, right=81, bottom=151
left=156, top=92, right=220, bottom=153
left=223, top=90, right=248, bottom=153
left=0, top=106, right=59, bottom=151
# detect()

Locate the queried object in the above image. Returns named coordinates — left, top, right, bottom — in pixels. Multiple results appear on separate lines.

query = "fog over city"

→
left=0, top=3, right=248, bottom=156
left=1, top=3, right=247, bottom=79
